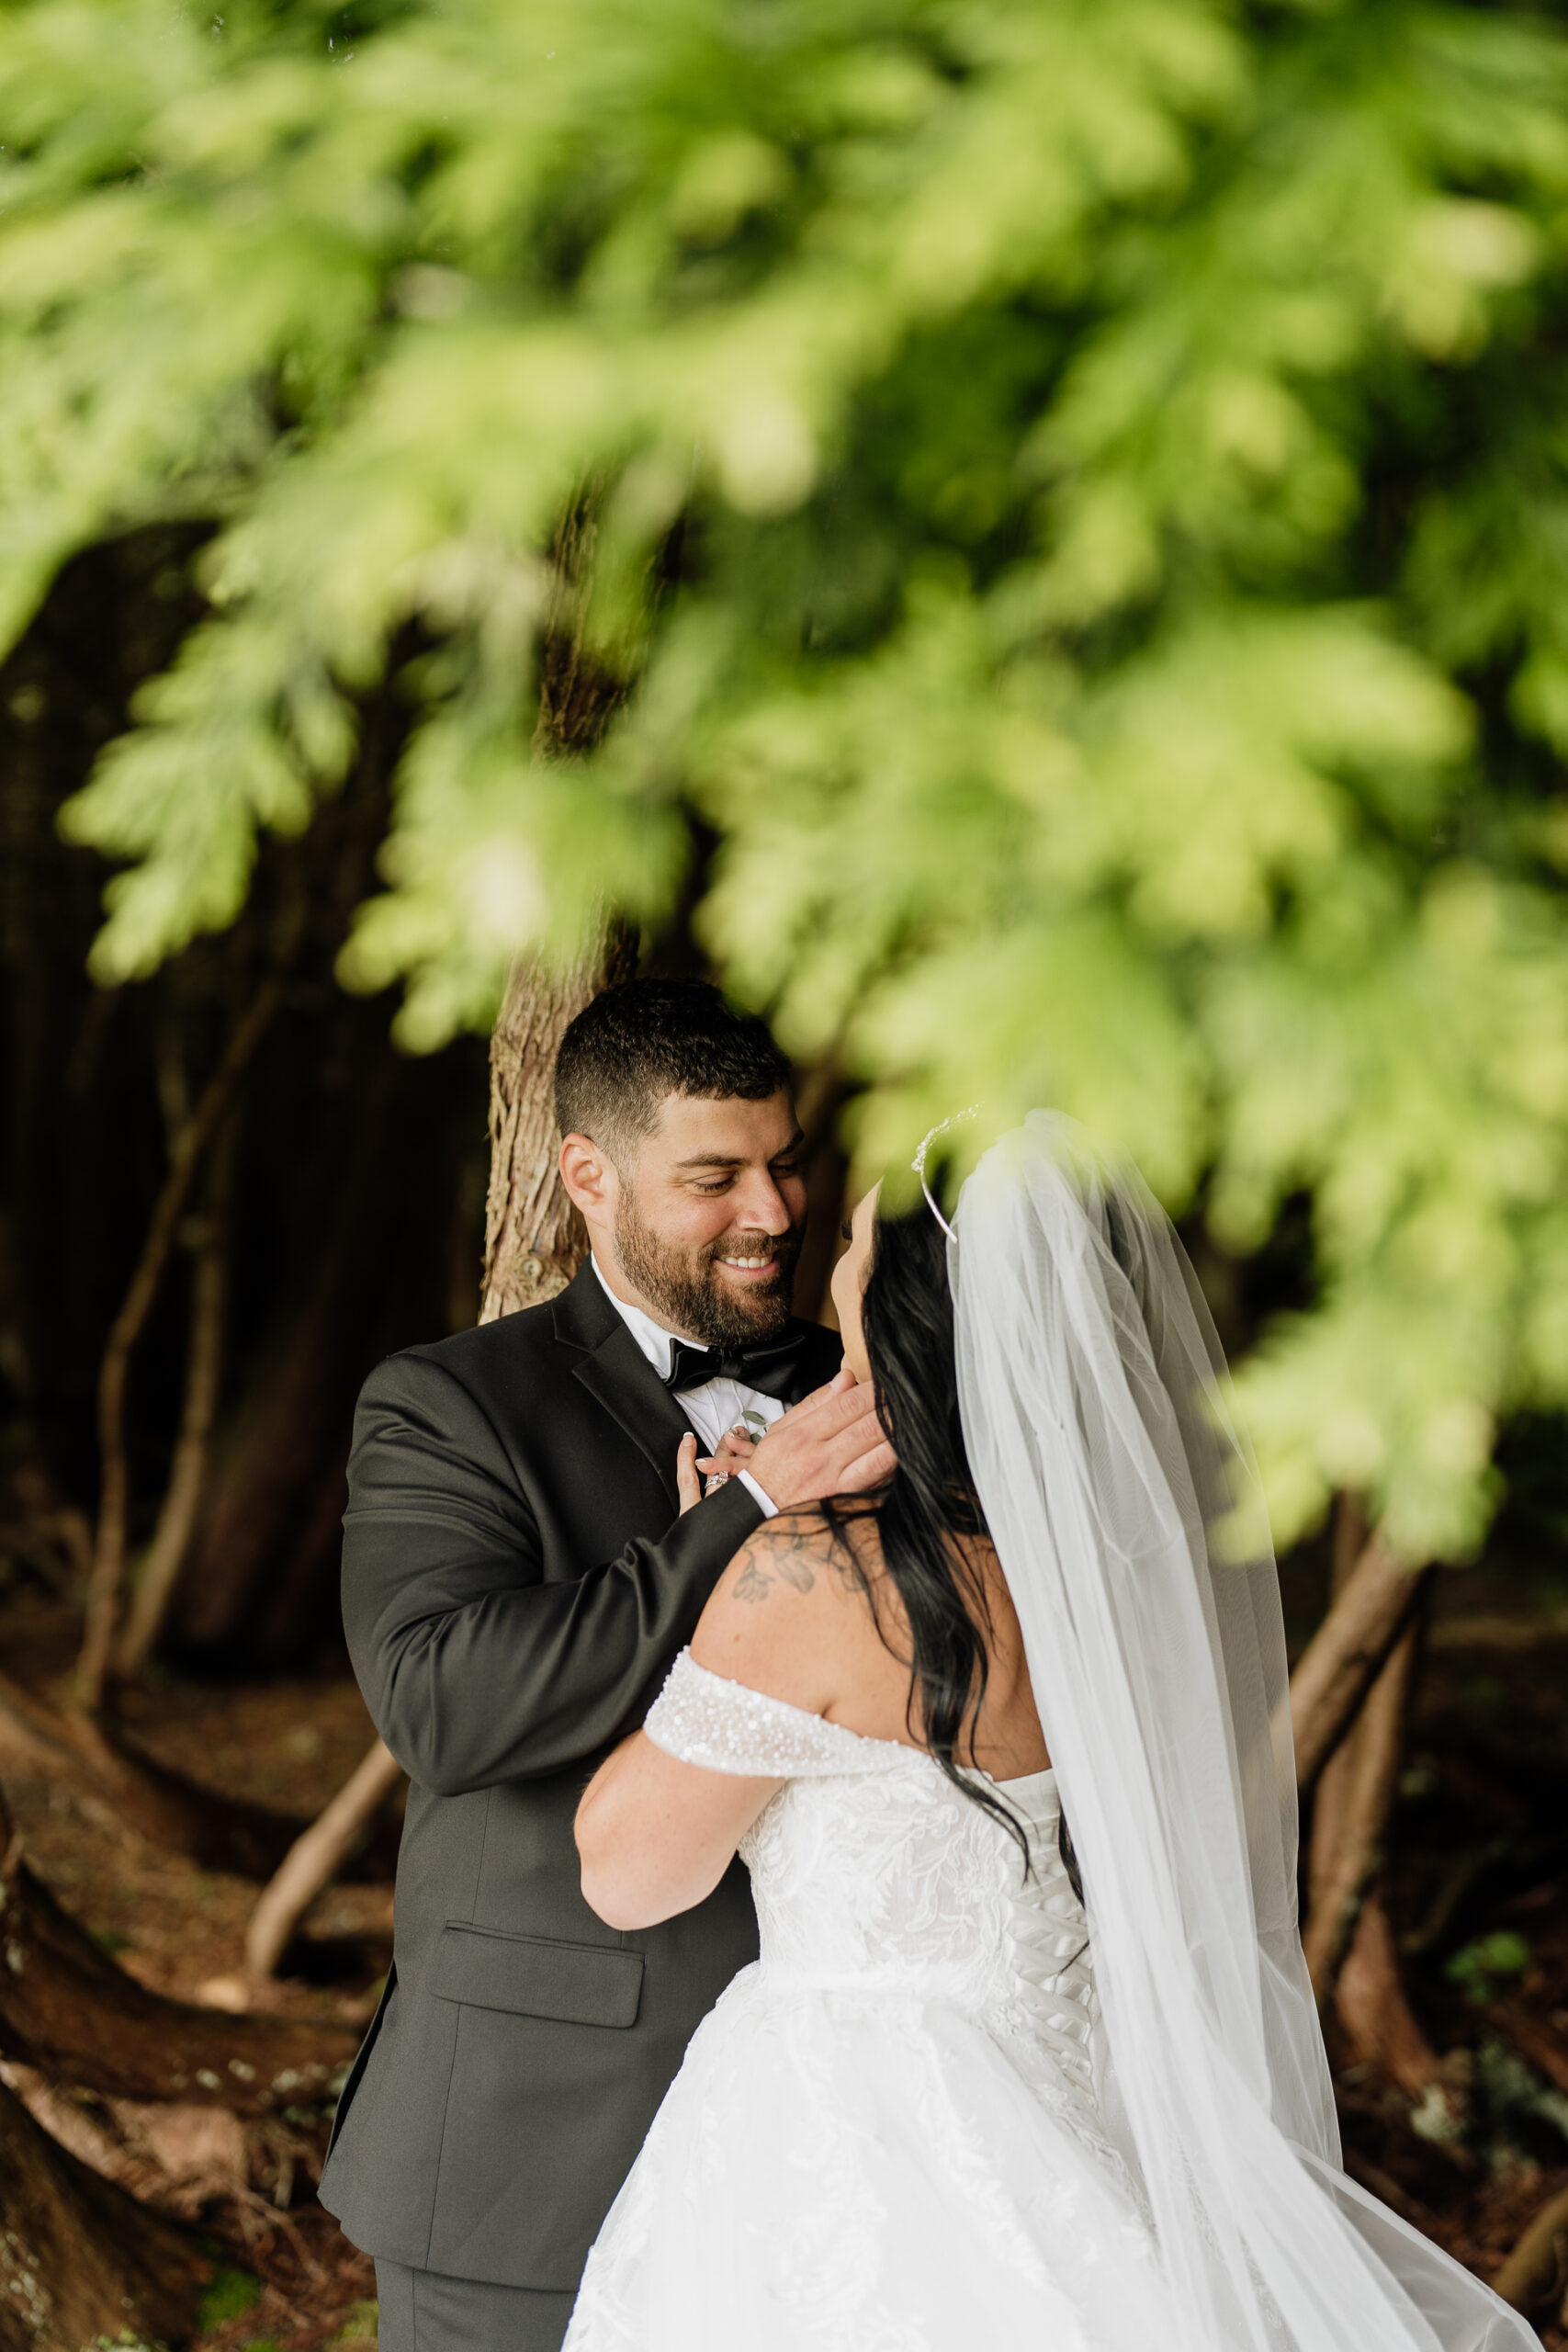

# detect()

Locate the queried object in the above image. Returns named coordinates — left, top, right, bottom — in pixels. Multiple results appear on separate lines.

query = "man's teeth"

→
left=722, top=1256, right=773, bottom=1269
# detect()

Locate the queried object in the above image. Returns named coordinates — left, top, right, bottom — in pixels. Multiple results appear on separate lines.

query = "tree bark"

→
left=1303, top=1618, right=1422, bottom=1998
left=1292, top=1506, right=1459, bottom=2132
left=0, top=2074, right=212, bottom=2352
left=480, top=940, right=633, bottom=1321
left=1283, top=1528, right=1432, bottom=1793
left=1303, top=1504, right=1427, bottom=2002
left=0, top=1785, right=356, bottom=2109
left=244, top=1736, right=405, bottom=1980
left=480, top=480, right=643, bottom=1322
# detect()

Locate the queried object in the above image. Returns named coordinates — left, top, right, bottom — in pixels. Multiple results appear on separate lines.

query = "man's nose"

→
left=732, top=1171, right=794, bottom=1235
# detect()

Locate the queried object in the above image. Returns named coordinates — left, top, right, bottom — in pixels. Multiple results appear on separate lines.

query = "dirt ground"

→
left=4, top=1564, right=1568, bottom=2350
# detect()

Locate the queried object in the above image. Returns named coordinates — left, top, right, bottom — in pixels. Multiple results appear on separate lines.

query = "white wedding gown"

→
left=563, top=1649, right=1177, bottom=2350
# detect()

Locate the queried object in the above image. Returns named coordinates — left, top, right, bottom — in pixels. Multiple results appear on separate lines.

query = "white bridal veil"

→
left=947, top=1112, right=1531, bottom=2352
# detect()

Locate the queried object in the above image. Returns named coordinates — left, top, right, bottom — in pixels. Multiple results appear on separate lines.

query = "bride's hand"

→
left=678, top=1424, right=756, bottom=1513
left=676, top=1433, right=704, bottom=1514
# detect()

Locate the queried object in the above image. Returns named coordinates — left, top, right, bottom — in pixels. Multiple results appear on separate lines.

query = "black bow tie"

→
left=661, top=1329, right=807, bottom=1404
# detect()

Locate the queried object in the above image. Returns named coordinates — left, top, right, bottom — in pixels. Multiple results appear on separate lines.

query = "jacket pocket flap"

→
left=431, top=1924, right=643, bottom=2029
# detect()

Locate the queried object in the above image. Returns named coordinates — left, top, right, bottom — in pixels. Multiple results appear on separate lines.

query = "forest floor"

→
left=3, top=1563, right=1568, bottom=2350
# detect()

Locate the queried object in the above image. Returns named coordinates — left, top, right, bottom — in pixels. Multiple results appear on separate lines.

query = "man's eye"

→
left=839, top=1217, right=853, bottom=1243
left=695, top=1178, right=732, bottom=1194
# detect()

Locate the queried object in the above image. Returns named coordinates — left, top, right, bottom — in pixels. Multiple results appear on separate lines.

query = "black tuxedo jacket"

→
left=319, top=1263, right=841, bottom=2290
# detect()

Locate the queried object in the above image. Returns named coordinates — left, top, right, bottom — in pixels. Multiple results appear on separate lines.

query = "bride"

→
left=566, top=1112, right=1530, bottom=2351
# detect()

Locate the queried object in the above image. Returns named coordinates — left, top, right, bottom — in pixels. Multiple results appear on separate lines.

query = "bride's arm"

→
left=574, top=1730, right=781, bottom=1931
left=575, top=1516, right=838, bottom=1930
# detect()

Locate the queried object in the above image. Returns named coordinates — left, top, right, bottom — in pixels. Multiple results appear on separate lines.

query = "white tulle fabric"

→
left=950, top=1112, right=1530, bottom=2352
left=565, top=1650, right=1170, bottom=2350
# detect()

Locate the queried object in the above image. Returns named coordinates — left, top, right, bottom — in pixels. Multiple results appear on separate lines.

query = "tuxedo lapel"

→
left=549, top=1261, right=845, bottom=1508
left=552, top=1264, right=693, bottom=1510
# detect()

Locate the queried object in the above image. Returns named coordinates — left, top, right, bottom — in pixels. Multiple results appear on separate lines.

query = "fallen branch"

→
left=1283, top=1529, right=1432, bottom=1792
left=1491, top=2179, right=1568, bottom=2314
left=0, top=1782, right=356, bottom=2110
left=245, top=1736, right=405, bottom=1979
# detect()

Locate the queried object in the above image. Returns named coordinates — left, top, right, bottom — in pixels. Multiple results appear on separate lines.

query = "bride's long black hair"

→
left=823, top=1194, right=1080, bottom=1895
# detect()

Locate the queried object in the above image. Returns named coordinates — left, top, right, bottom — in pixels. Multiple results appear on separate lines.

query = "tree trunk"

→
left=1303, top=1613, right=1422, bottom=1997
left=76, top=971, right=287, bottom=1711
left=479, top=480, right=644, bottom=1321
left=1292, top=1507, right=1460, bottom=2135
left=480, top=939, right=634, bottom=1321
left=115, top=1109, right=237, bottom=1679
left=0, top=2074, right=212, bottom=2352
left=0, top=1785, right=356, bottom=2109
left=1283, top=1528, right=1432, bottom=1792
left=1303, top=1497, right=1426, bottom=2001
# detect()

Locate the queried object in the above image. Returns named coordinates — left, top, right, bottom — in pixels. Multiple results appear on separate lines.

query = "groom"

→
left=320, top=979, right=890, bottom=2352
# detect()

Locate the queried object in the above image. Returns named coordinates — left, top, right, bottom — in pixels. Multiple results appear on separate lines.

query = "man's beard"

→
left=614, top=1202, right=802, bottom=1347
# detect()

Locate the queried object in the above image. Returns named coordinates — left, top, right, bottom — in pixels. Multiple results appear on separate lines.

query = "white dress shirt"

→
left=591, top=1257, right=782, bottom=1519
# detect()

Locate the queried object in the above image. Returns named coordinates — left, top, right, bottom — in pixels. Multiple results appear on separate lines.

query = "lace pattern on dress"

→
left=644, top=1648, right=912, bottom=1779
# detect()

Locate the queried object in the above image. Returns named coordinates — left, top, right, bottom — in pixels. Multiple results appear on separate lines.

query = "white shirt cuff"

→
left=737, top=1469, right=778, bottom=1520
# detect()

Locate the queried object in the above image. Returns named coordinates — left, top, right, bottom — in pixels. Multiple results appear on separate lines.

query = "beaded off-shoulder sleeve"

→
left=643, top=1649, right=908, bottom=1779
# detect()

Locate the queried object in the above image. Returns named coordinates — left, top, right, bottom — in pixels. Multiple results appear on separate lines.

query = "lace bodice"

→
left=645, top=1649, right=1100, bottom=2111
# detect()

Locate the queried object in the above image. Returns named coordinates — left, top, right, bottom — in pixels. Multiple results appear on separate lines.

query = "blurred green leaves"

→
left=5, top=0, right=1568, bottom=1558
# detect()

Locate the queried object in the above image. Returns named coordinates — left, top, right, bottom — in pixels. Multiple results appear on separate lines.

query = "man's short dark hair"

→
left=555, top=978, right=792, bottom=1165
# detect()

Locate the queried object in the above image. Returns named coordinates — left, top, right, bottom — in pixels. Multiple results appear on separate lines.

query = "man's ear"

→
left=560, top=1133, right=617, bottom=1223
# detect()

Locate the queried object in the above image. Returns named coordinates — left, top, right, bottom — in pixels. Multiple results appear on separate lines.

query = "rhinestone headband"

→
left=911, top=1106, right=979, bottom=1240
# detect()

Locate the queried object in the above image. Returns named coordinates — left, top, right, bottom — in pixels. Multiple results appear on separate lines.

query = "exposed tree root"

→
left=0, top=2072, right=212, bottom=2352
left=1335, top=1894, right=1469, bottom=2152
left=1491, top=2179, right=1568, bottom=2314
left=0, top=1785, right=356, bottom=2111
left=0, top=1668, right=395, bottom=1882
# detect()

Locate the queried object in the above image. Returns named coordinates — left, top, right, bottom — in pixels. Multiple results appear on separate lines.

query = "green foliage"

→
left=324, top=2305, right=379, bottom=2351
left=195, top=2268, right=262, bottom=2330
left=1444, top=1929, right=1532, bottom=2001
left=5, top=0, right=1568, bottom=1557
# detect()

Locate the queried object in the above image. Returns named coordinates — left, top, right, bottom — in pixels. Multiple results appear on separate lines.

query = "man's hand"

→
left=733, top=1369, right=894, bottom=1510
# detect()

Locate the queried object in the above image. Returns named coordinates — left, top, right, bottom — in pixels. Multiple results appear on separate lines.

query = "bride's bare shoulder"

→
left=689, top=1503, right=893, bottom=1715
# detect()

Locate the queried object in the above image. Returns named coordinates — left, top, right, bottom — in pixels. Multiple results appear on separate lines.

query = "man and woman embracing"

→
left=322, top=978, right=1529, bottom=2352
